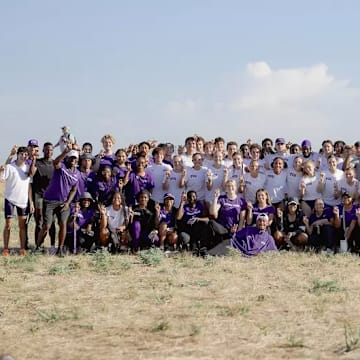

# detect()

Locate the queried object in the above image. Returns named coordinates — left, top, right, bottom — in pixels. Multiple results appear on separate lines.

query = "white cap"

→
left=256, top=213, right=269, bottom=222
left=67, top=150, right=79, bottom=159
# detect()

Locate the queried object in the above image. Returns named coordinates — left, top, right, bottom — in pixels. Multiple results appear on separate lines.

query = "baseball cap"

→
left=341, top=191, right=351, bottom=198
left=275, top=138, right=285, bottom=145
left=67, top=150, right=79, bottom=159
left=164, top=193, right=175, bottom=200
left=28, top=139, right=39, bottom=147
left=287, top=197, right=299, bottom=206
left=301, top=139, right=312, bottom=148
left=256, top=213, right=269, bottom=222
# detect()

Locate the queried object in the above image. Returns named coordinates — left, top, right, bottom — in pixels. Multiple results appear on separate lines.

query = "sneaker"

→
left=19, top=249, right=27, bottom=256
left=326, top=248, right=334, bottom=255
left=2, top=249, right=10, bottom=256
left=56, top=247, right=67, bottom=257
left=49, top=246, right=57, bottom=255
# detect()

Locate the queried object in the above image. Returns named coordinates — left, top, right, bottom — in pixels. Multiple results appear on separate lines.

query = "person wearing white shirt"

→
left=317, top=155, right=343, bottom=207
left=1, top=146, right=33, bottom=256
left=146, top=147, right=172, bottom=203
left=183, top=153, right=208, bottom=202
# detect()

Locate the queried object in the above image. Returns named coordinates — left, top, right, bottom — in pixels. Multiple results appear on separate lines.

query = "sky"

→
left=1, top=0, right=360, bottom=157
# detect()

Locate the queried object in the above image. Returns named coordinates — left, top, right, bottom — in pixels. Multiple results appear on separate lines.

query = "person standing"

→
left=31, top=142, right=56, bottom=249
left=1, top=146, right=34, bottom=255
left=36, top=144, right=80, bottom=256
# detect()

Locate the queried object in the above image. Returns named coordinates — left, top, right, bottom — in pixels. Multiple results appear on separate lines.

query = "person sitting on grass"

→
left=303, top=198, right=336, bottom=254
left=332, top=191, right=360, bottom=253
left=176, top=190, right=212, bottom=255
left=65, top=192, right=98, bottom=253
left=158, top=193, right=178, bottom=251
left=230, top=213, right=278, bottom=257
left=209, top=179, right=247, bottom=245
left=98, top=191, right=130, bottom=253
left=128, top=189, right=160, bottom=254
left=272, top=197, right=308, bottom=250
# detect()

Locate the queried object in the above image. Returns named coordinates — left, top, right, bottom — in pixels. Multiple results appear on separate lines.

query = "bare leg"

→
left=18, top=216, right=27, bottom=250
left=58, top=221, right=67, bottom=247
left=3, top=218, right=12, bottom=250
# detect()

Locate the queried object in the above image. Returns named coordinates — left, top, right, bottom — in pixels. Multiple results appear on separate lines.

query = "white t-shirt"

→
left=243, top=172, right=266, bottom=203
left=106, top=205, right=128, bottom=230
left=185, top=166, right=207, bottom=201
left=205, top=164, right=226, bottom=202
left=164, top=170, right=184, bottom=208
left=227, top=165, right=245, bottom=193
left=2, top=162, right=31, bottom=208
left=322, top=169, right=344, bottom=206
left=146, top=162, right=172, bottom=203
left=338, top=178, right=360, bottom=201
left=286, top=169, right=302, bottom=199
left=264, top=170, right=287, bottom=203
left=301, top=174, right=322, bottom=201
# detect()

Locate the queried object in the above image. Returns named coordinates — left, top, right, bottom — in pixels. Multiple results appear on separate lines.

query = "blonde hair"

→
left=101, top=134, right=115, bottom=145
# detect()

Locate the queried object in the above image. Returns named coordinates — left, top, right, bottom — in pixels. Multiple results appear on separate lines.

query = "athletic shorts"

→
left=4, top=198, right=28, bottom=218
left=43, top=200, right=70, bottom=225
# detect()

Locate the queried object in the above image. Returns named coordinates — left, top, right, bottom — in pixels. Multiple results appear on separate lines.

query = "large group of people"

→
left=1, top=128, right=360, bottom=257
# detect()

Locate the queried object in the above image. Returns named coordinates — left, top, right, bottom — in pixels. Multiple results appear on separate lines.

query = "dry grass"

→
left=1, top=251, right=360, bottom=359
left=1, top=187, right=360, bottom=359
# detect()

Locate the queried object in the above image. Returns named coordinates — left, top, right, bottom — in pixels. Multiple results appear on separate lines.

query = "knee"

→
left=273, top=231, right=284, bottom=246
left=179, top=232, right=190, bottom=245
left=294, top=232, right=308, bottom=246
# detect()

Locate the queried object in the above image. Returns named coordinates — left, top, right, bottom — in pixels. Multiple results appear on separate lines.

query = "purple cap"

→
left=275, top=138, right=285, bottom=144
left=301, top=139, right=312, bottom=148
left=28, top=139, right=39, bottom=147
left=164, top=193, right=175, bottom=200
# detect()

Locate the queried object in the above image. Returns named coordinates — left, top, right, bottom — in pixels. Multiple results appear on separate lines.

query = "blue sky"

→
left=1, top=0, right=360, bottom=157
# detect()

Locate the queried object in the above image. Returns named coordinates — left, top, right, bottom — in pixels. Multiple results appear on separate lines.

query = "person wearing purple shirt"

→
left=303, top=198, right=336, bottom=253
left=93, top=134, right=116, bottom=172
left=36, top=145, right=80, bottom=256
left=176, top=190, right=212, bottom=253
left=65, top=192, right=97, bottom=252
left=76, top=153, right=97, bottom=202
left=124, top=155, right=155, bottom=207
left=246, top=188, right=276, bottom=227
left=209, top=179, right=247, bottom=241
left=158, top=193, right=178, bottom=250
left=93, top=165, right=119, bottom=207
left=231, top=213, right=278, bottom=256
left=332, top=192, right=360, bottom=253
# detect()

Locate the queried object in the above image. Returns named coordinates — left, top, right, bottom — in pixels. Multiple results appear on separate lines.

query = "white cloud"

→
left=162, top=62, right=360, bottom=148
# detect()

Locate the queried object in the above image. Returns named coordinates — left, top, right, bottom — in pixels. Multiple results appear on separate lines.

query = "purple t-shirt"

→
left=182, top=201, right=205, bottom=224
left=231, top=226, right=278, bottom=256
left=338, top=205, right=357, bottom=228
left=250, top=204, right=276, bottom=226
left=309, top=208, right=333, bottom=225
left=44, top=163, right=80, bottom=202
left=97, top=154, right=115, bottom=168
left=76, top=170, right=97, bottom=202
left=217, top=195, right=247, bottom=230
left=93, top=176, right=118, bottom=205
left=159, top=207, right=176, bottom=228
left=125, top=172, right=155, bottom=206
left=70, top=207, right=96, bottom=228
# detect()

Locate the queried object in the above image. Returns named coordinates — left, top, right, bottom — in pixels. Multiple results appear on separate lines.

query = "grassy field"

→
left=1, top=187, right=360, bottom=359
